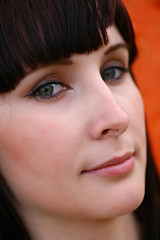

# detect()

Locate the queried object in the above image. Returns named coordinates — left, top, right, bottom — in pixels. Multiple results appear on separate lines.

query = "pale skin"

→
left=0, top=26, right=146, bottom=239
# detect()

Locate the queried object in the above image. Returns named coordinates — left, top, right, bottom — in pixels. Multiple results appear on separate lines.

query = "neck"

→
left=21, top=210, right=141, bottom=240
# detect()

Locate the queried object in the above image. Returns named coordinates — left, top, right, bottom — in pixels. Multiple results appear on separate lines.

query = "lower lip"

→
left=84, top=157, right=134, bottom=177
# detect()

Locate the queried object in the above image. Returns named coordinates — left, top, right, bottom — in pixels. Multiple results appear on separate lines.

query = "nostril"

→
left=102, top=129, right=109, bottom=135
left=102, top=129, right=120, bottom=136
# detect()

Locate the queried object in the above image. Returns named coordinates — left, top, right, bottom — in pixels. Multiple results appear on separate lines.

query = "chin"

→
left=107, top=181, right=145, bottom=219
left=90, top=175, right=146, bottom=220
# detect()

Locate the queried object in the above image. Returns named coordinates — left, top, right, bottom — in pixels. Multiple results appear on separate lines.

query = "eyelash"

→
left=27, top=66, right=129, bottom=101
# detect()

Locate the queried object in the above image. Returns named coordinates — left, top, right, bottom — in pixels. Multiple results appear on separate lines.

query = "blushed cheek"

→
left=0, top=112, right=82, bottom=210
left=0, top=113, right=78, bottom=179
left=0, top=121, right=66, bottom=203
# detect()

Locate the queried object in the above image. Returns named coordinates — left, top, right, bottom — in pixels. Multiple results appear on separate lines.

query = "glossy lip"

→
left=82, top=152, right=135, bottom=177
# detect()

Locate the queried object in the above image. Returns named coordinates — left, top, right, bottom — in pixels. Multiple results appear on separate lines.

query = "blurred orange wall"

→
left=123, top=0, right=160, bottom=174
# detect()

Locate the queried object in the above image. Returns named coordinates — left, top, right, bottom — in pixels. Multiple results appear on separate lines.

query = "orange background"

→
left=123, top=0, right=160, bottom=174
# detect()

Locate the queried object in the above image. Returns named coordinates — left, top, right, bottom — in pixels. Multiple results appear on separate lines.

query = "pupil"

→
left=106, top=69, right=115, bottom=78
left=102, top=69, right=115, bottom=80
left=39, top=85, right=53, bottom=96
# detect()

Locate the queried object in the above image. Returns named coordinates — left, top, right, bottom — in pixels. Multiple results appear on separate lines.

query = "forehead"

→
left=107, top=25, right=125, bottom=45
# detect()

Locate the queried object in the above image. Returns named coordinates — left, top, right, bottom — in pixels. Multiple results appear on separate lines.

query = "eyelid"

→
left=25, top=72, right=66, bottom=95
left=101, top=59, right=128, bottom=72
left=105, top=65, right=129, bottom=72
left=101, top=47, right=130, bottom=67
left=101, top=61, right=129, bottom=75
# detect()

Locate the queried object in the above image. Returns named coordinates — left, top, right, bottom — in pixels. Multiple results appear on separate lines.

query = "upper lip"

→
left=83, top=152, right=134, bottom=172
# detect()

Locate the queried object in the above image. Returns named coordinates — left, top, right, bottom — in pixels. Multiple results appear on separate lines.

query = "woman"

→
left=0, top=0, right=159, bottom=239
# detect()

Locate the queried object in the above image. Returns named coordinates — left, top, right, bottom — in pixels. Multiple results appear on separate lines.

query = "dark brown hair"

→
left=0, top=0, right=136, bottom=93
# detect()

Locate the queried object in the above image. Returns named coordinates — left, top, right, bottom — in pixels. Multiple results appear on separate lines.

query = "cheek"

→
left=0, top=110, right=84, bottom=212
left=119, top=83, right=147, bottom=172
left=122, top=82, right=146, bottom=140
left=127, top=86, right=147, bottom=176
left=2, top=116, right=69, bottom=170
left=0, top=109, right=82, bottom=188
left=130, top=89, right=146, bottom=142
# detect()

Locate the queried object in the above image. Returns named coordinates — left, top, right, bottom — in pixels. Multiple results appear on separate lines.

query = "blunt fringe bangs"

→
left=0, top=0, right=136, bottom=93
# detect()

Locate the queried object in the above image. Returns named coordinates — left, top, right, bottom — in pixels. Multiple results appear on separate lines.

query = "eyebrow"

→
left=54, top=59, right=73, bottom=65
left=34, top=58, right=73, bottom=71
left=104, top=43, right=129, bottom=55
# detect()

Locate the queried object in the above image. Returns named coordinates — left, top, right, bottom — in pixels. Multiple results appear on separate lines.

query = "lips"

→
left=82, top=152, right=135, bottom=177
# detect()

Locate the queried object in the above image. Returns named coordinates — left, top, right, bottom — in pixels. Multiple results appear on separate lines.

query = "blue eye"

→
left=101, top=66, right=128, bottom=82
left=29, top=81, right=70, bottom=101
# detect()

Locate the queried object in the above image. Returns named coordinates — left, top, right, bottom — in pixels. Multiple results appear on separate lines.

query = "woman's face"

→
left=0, top=25, right=146, bottom=221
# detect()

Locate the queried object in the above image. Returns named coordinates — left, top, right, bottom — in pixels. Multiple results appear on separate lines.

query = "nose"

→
left=87, top=80, right=130, bottom=140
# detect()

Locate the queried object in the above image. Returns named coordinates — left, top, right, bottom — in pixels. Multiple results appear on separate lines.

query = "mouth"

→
left=81, top=152, right=135, bottom=177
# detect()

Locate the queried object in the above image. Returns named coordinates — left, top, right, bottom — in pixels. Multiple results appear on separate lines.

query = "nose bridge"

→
left=86, top=76, right=130, bottom=139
